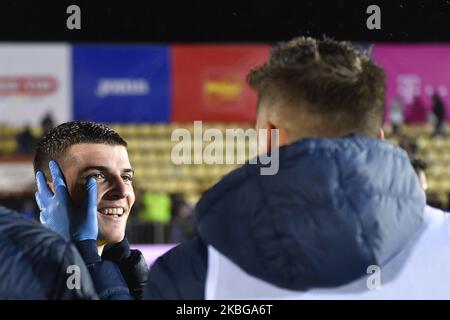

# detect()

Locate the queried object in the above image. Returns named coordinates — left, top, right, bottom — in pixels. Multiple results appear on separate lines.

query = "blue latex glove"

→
left=35, top=160, right=98, bottom=241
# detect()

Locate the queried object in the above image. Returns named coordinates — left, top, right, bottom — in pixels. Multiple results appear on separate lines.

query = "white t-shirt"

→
left=205, top=206, right=450, bottom=300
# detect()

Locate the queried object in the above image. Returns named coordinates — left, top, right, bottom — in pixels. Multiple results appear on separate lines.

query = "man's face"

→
left=58, top=143, right=135, bottom=244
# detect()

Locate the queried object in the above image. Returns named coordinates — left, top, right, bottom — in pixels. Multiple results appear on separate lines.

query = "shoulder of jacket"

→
left=146, top=237, right=208, bottom=299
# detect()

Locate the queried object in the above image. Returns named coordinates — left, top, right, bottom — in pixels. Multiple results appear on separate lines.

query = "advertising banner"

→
left=171, top=45, right=270, bottom=122
left=0, top=44, right=71, bottom=126
left=73, top=45, right=171, bottom=123
left=373, top=44, right=450, bottom=123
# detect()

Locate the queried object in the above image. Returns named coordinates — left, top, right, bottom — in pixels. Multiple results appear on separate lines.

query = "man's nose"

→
left=105, top=176, right=128, bottom=199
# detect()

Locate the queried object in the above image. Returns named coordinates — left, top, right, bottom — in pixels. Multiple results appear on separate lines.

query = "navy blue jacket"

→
left=144, top=134, right=425, bottom=299
left=0, top=206, right=98, bottom=299
left=75, top=238, right=148, bottom=300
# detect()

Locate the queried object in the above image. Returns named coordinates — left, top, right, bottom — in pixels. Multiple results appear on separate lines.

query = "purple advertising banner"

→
left=373, top=44, right=450, bottom=123
left=131, top=243, right=176, bottom=267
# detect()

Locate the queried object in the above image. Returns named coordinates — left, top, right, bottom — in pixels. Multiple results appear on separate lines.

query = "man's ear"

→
left=265, top=121, right=278, bottom=151
left=256, top=120, right=271, bottom=155
left=44, top=170, right=55, bottom=193
left=377, top=128, right=385, bottom=140
left=258, top=120, right=287, bottom=152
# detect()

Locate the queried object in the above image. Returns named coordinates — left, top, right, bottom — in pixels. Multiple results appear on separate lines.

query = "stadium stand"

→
left=1, top=122, right=450, bottom=242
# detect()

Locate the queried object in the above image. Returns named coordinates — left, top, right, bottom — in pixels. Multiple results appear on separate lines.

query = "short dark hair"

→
left=33, top=120, right=127, bottom=180
left=247, top=37, right=386, bottom=138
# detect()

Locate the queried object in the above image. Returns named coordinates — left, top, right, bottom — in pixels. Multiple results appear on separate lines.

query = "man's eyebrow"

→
left=81, top=166, right=134, bottom=174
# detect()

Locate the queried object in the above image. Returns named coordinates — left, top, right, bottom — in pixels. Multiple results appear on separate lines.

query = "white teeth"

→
left=100, top=208, right=124, bottom=215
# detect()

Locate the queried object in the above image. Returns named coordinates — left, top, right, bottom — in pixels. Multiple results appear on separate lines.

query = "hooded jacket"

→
left=145, top=134, right=436, bottom=299
left=0, top=206, right=98, bottom=299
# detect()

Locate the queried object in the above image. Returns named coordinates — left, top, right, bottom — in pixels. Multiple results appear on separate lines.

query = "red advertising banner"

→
left=171, top=44, right=271, bottom=122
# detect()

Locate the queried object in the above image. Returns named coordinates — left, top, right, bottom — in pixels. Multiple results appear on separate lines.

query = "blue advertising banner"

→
left=73, top=45, right=170, bottom=123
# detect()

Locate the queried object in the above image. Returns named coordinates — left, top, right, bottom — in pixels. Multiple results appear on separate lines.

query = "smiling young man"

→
left=33, top=121, right=148, bottom=299
left=52, top=143, right=134, bottom=247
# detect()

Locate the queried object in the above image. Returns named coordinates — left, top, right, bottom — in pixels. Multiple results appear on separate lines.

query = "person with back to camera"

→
left=142, top=37, right=449, bottom=299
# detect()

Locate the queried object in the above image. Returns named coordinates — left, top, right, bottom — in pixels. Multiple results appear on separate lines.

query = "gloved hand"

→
left=102, top=237, right=149, bottom=300
left=35, top=160, right=98, bottom=241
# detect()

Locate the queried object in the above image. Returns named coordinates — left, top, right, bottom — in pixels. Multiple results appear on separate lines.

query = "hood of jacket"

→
left=196, top=134, right=425, bottom=290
